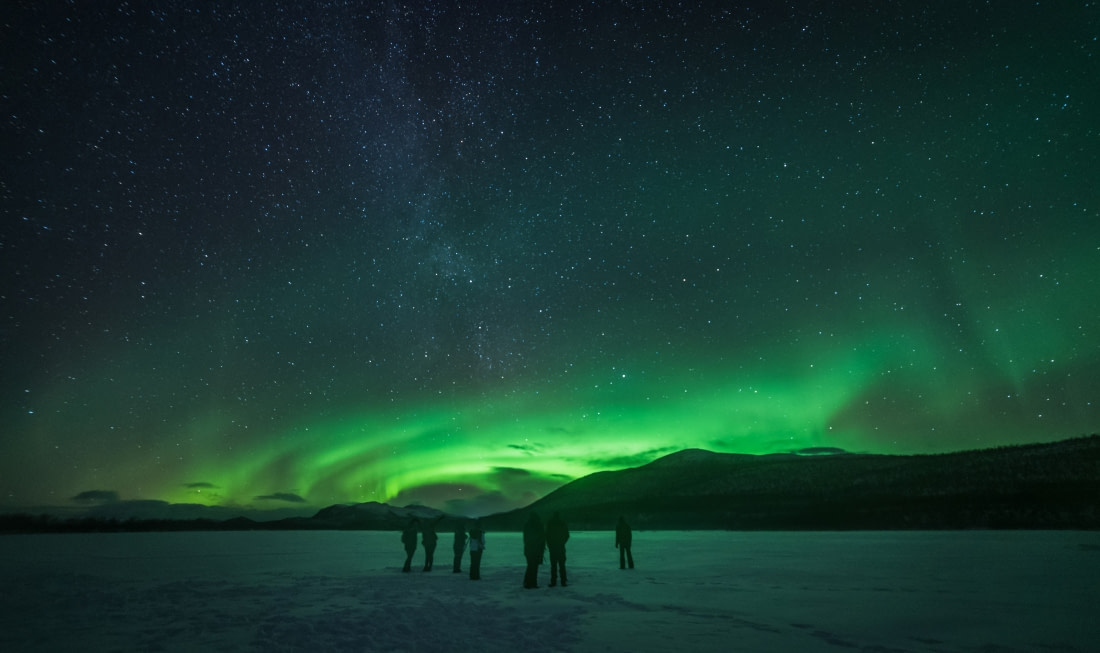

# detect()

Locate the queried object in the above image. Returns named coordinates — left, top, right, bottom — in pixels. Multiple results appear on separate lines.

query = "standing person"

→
left=468, top=519, right=486, bottom=580
left=522, top=512, right=546, bottom=589
left=616, top=515, right=634, bottom=569
left=401, top=517, right=420, bottom=573
left=545, top=511, right=570, bottom=587
left=452, top=522, right=468, bottom=573
left=422, top=515, right=443, bottom=571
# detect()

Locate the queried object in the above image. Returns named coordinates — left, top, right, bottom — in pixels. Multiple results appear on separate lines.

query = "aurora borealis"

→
left=2, top=2, right=1098, bottom=519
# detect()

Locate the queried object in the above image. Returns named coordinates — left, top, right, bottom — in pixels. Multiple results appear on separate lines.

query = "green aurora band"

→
left=2, top=2, right=1097, bottom=518
left=16, top=261, right=1095, bottom=516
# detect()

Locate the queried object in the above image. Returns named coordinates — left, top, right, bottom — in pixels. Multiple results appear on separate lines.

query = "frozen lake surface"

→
left=1, top=530, right=1097, bottom=652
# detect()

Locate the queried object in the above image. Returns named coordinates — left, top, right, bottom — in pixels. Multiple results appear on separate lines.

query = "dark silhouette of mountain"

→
left=3, top=436, right=1098, bottom=533
left=186, top=501, right=452, bottom=531
left=0, top=501, right=454, bottom=534
left=478, top=435, right=1100, bottom=531
left=303, top=502, right=448, bottom=530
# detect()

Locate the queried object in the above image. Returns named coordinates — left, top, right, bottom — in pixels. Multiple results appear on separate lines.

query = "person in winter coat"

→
left=616, top=515, right=634, bottom=569
left=522, top=513, right=546, bottom=589
left=545, top=511, right=570, bottom=587
left=467, top=519, right=486, bottom=580
left=401, top=517, right=420, bottom=572
left=452, top=523, right=468, bottom=573
left=421, top=515, right=444, bottom=571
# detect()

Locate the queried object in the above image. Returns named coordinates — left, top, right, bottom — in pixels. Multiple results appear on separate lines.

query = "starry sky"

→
left=2, top=1, right=1098, bottom=519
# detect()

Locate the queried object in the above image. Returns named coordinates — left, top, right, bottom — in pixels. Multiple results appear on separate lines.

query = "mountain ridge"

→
left=3, top=436, right=1098, bottom=532
left=477, top=435, right=1100, bottom=530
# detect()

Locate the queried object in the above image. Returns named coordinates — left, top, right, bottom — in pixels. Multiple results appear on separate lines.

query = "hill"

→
left=477, top=435, right=1100, bottom=530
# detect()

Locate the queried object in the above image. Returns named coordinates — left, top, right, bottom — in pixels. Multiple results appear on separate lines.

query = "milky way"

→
left=2, top=2, right=1097, bottom=517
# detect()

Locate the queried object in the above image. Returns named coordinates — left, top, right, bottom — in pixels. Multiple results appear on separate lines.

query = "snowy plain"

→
left=1, top=530, right=1097, bottom=652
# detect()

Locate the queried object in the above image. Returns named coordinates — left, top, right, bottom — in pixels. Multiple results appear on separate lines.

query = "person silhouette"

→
left=452, top=523, right=468, bottom=573
left=422, top=515, right=444, bottom=571
left=616, top=515, right=634, bottom=569
left=401, top=517, right=420, bottom=573
left=545, top=511, right=570, bottom=587
left=468, top=519, right=486, bottom=580
left=522, top=512, right=545, bottom=589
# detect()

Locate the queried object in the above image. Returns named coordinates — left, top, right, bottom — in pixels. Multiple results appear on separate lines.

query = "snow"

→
left=1, top=530, right=1097, bottom=652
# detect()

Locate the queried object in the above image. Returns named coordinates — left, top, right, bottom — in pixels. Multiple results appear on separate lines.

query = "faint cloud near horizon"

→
left=72, top=490, right=120, bottom=504
left=583, top=446, right=681, bottom=470
left=254, top=492, right=307, bottom=503
left=390, top=466, right=572, bottom=517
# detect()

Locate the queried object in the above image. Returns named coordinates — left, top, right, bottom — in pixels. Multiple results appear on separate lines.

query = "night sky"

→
left=3, top=2, right=1098, bottom=518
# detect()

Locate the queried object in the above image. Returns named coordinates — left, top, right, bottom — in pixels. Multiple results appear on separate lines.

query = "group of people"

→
left=520, top=511, right=569, bottom=588
left=401, top=515, right=486, bottom=579
left=400, top=512, right=635, bottom=586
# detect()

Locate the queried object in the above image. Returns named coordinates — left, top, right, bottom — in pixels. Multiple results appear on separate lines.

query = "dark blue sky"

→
left=2, top=1, right=1097, bottom=518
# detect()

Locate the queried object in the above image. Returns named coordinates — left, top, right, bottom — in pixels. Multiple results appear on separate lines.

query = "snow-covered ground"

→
left=1, top=530, right=1096, bottom=652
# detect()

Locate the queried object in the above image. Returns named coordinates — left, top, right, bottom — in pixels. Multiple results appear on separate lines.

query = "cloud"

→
left=184, top=482, right=218, bottom=489
left=390, top=466, right=574, bottom=517
left=391, top=482, right=476, bottom=512
left=443, top=490, right=520, bottom=518
left=583, top=446, right=682, bottom=470
left=491, top=466, right=535, bottom=478
left=492, top=466, right=572, bottom=489
left=254, top=492, right=306, bottom=503
left=394, top=482, right=528, bottom=518
left=72, top=490, right=120, bottom=504
left=507, top=442, right=546, bottom=454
